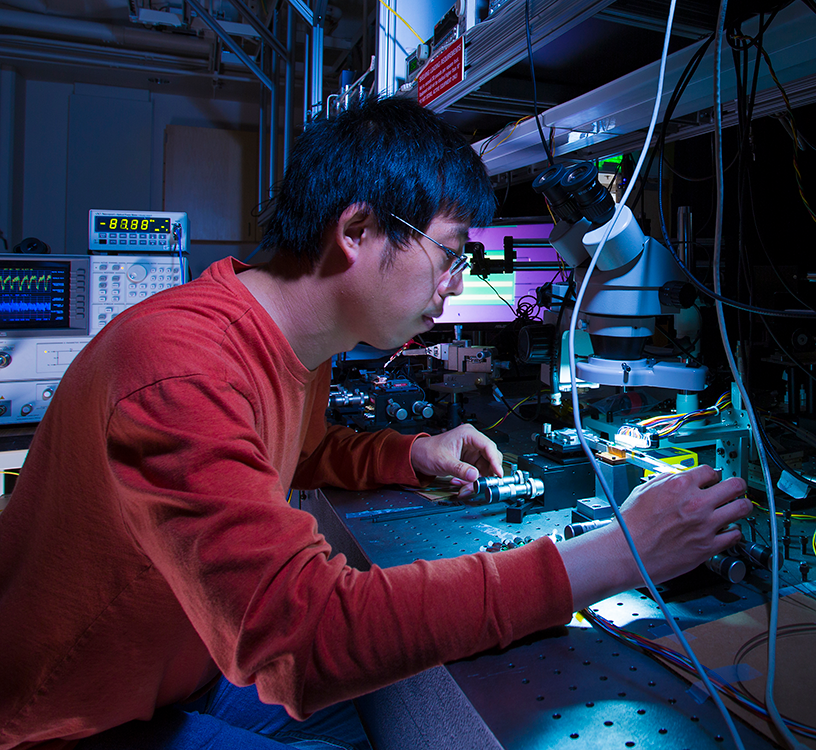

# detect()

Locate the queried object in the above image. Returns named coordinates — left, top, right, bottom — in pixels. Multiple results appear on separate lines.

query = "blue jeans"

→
left=76, top=677, right=372, bottom=750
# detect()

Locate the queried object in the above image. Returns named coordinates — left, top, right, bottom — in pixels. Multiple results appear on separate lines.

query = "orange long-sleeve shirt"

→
left=0, top=258, right=572, bottom=749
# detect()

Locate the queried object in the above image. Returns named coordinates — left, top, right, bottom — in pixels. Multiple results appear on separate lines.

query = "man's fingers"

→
left=689, top=463, right=727, bottom=489
left=709, top=476, right=748, bottom=506
left=711, top=495, right=752, bottom=531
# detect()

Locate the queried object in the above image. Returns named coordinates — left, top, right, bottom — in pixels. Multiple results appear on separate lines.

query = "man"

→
left=0, top=96, right=750, bottom=749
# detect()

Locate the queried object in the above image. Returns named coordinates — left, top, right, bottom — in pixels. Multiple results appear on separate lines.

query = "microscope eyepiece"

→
left=533, top=162, right=615, bottom=226
left=532, top=164, right=582, bottom=224
left=563, top=163, right=616, bottom=226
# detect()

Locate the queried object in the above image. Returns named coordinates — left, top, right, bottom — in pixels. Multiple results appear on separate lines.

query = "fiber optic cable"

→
left=711, top=2, right=803, bottom=746
left=565, top=1, right=746, bottom=747
left=581, top=608, right=816, bottom=741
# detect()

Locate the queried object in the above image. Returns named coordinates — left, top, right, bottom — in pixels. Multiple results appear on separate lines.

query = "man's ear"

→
left=334, top=204, right=379, bottom=265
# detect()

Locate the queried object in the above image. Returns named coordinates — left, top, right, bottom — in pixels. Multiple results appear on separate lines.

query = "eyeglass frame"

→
left=388, top=213, right=470, bottom=276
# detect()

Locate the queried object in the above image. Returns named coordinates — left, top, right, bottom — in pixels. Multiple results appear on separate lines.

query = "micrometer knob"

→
left=731, top=540, right=779, bottom=570
left=412, top=401, right=434, bottom=419
left=386, top=400, right=408, bottom=421
left=705, top=554, right=746, bottom=583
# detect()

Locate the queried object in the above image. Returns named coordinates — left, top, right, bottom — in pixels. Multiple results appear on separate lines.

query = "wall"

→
left=4, top=75, right=262, bottom=279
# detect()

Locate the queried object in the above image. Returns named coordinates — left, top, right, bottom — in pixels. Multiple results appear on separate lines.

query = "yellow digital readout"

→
left=94, top=216, right=171, bottom=233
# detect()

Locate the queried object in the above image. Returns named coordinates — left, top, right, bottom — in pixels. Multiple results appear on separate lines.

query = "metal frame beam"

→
left=185, top=0, right=276, bottom=93
left=474, top=1, right=816, bottom=175
left=223, top=0, right=289, bottom=61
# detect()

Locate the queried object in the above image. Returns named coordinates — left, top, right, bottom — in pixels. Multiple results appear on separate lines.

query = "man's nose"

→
left=440, top=269, right=464, bottom=297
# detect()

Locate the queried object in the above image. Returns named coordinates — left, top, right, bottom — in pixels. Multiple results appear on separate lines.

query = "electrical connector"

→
left=614, top=425, right=652, bottom=450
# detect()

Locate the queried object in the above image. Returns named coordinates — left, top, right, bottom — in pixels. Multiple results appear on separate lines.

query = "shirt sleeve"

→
left=109, top=375, right=574, bottom=719
left=292, top=363, right=425, bottom=491
left=293, top=423, right=425, bottom=490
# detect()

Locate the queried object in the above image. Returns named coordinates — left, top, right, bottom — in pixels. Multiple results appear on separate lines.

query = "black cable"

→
left=760, top=317, right=816, bottom=383
left=757, top=415, right=816, bottom=488
left=745, top=167, right=815, bottom=312
left=657, top=122, right=816, bottom=316
left=659, top=211, right=816, bottom=317
left=730, top=12, right=769, bottom=393
left=524, top=0, right=554, bottom=166
left=496, top=389, right=546, bottom=423
left=653, top=324, right=704, bottom=366
left=660, top=148, right=739, bottom=182
left=653, top=34, right=716, bottom=237
left=632, top=33, right=715, bottom=209
left=474, top=271, right=518, bottom=315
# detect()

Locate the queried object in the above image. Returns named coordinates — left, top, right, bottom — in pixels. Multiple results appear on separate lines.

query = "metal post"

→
left=303, top=32, right=309, bottom=125
left=269, top=8, right=279, bottom=192
left=285, top=5, right=294, bottom=168
left=677, top=205, right=693, bottom=268
left=309, top=0, right=328, bottom=121
left=310, top=23, right=324, bottom=122
left=258, top=43, right=266, bottom=213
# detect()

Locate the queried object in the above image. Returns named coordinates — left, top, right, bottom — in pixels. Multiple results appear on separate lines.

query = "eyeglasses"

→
left=389, top=213, right=470, bottom=276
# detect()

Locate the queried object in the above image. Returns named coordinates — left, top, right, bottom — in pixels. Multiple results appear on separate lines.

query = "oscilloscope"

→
left=0, top=255, right=90, bottom=337
left=0, top=248, right=187, bottom=424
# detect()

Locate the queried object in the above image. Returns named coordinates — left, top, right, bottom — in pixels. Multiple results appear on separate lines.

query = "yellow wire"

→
left=484, top=393, right=536, bottom=431
left=485, top=412, right=509, bottom=431
left=750, top=500, right=816, bottom=521
left=481, top=117, right=530, bottom=156
left=376, top=0, right=424, bottom=44
left=1, top=470, right=19, bottom=476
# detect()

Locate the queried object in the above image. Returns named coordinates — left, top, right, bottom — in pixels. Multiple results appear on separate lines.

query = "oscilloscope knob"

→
left=126, top=264, right=149, bottom=283
left=0, top=352, right=11, bottom=368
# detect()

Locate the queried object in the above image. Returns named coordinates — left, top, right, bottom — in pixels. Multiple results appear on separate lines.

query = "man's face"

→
left=360, top=214, right=469, bottom=350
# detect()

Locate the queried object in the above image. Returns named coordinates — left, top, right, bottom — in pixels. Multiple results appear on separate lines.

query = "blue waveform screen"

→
left=0, top=260, right=70, bottom=330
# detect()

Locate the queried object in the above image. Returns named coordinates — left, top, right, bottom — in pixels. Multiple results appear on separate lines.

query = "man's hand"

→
left=559, top=465, right=751, bottom=611
left=410, top=425, right=503, bottom=492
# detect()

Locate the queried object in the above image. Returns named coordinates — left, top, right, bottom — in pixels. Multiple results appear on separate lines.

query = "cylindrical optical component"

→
left=412, top=401, right=434, bottom=419
left=474, top=470, right=545, bottom=504
left=705, top=553, right=746, bottom=583
left=386, top=399, right=408, bottom=421
left=562, top=162, right=616, bottom=226
left=532, top=164, right=582, bottom=224
left=564, top=519, right=612, bottom=539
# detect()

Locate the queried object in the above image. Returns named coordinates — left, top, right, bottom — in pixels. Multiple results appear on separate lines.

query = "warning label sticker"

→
left=417, top=38, right=464, bottom=107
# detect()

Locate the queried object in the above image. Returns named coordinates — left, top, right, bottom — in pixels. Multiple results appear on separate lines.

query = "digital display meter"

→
left=93, top=216, right=172, bottom=234
left=88, top=209, right=189, bottom=253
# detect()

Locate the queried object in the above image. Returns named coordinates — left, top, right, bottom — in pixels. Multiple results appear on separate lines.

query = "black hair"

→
left=262, top=95, right=496, bottom=267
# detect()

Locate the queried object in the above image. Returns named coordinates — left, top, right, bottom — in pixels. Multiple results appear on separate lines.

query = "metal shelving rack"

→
left=415, top=0, right=816, bottom=176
